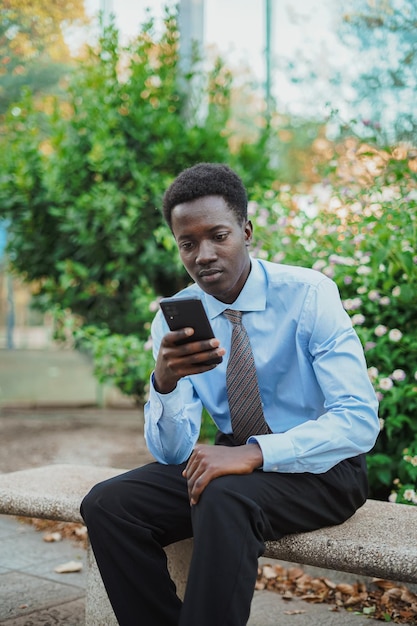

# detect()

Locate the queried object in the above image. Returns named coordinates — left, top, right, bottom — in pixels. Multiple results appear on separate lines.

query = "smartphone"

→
left=160, top=296, right=223, bottom=365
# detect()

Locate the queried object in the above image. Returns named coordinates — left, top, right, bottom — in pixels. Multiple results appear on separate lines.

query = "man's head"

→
left=162, top=163, right=248, bottom=229
left=163, top=163, right=253, bottom=304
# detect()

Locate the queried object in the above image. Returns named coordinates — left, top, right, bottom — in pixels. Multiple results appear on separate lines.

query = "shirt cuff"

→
left=248, top=433, right=296, bottom=472
left=149, top=372, right=185, bottom=419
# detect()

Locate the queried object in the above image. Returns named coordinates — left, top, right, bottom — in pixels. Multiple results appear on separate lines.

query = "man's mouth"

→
left=198, top=268, right=222, bottom=282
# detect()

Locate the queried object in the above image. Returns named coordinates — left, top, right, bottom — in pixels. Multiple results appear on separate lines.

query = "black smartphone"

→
left=160, top=297, right=223, bottom=365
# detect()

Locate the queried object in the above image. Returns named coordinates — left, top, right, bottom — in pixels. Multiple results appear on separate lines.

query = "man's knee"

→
left=80, top=479, right=116, bottom=523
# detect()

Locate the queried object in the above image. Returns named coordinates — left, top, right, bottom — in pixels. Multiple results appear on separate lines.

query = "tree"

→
left=338, top=0, right=417, bottom=143
left=0, top=0, right=87, bottom=114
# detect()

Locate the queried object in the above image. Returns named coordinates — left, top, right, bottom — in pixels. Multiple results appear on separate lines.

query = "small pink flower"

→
left=149, top=299, right=160, bottom=312
left=368, top=290, right=380, bottom=301
left=374, top=325, right=388, bottom=337
left=391, top=369, right=406, bottom=382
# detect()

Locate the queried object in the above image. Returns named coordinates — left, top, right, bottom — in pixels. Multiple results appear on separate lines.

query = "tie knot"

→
left=224, top=309, right=242, bottom=325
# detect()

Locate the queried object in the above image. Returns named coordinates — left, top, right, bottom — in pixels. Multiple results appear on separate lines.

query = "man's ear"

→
left=244, top=220, right=253, bottom=246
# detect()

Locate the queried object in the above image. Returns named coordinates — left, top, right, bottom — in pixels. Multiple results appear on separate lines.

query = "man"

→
left=81, top=163, right=379, bottom=626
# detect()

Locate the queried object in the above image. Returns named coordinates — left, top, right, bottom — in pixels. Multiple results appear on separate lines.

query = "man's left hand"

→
left=182, top=443, right=263, bottom=505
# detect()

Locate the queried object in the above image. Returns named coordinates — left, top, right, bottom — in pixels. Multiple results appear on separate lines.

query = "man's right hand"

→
left=153, top=328, right=225, bottom=394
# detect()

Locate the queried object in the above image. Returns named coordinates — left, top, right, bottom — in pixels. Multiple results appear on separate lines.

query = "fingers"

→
left=162, top=334, right=224, bottom=374
left=183, top=445, right=211, bottom=506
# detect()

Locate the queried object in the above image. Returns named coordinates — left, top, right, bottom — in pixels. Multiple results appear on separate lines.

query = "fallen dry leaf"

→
left=43, top=531, right=62, bottom=543
left=262, top=565, right=278, bottom=579
left=54, top=560, right=83, bottom=574
left=257, top=562, right=417, bottom=624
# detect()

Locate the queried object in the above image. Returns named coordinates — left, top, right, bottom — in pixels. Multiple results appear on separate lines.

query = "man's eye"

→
left=215, top=233, right=228, bottom=241
left=180, top=242, right=193, bottom=250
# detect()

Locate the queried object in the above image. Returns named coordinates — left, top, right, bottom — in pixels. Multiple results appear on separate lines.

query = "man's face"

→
left=171, top=195, right=253, bottom=304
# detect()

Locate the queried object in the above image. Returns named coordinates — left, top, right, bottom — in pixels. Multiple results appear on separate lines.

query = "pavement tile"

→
left=0, top=531, right=80, bottom=570
left=0, top=571, right=84, bottom=622
left=0, top=598, right=85, bottom=626
left=248, top=590, right=372, bottom=626
left=19, top=553, right=87, bottom=590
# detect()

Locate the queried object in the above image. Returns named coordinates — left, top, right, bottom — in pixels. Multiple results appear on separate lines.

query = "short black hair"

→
left=162, top=163, right=248, bottom=228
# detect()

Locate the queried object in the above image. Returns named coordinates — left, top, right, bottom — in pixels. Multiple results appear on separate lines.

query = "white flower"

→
left=392, top=286, right=401, bottom=297
left=388, top=493, right=397, bottom=503
left=357, top=286, right=367, bottom=295
left=379, top=296, right=390, bottom=305
left=322, top=266, right=335, bottom=278
left=379, top=377, right=394, bottom=391
left=256, top=214, right=268, bottom=227
left=403, top=489, right=417, bottom=503
left=391, top=369, right=406, bottom=382
left=379, top=418, right=385, bottom=430
left=374, top=325, right=388, bottom=337
left=343, top=297, right=362, bottom=311
left=351, top=314, right=365, bottom=325
left=312, top=259, right=327, bottom=271
left=367, top=366, right=379, bottom=382
left=328, top=254, right=355, bottom=266
left=357, top=265, right=372, bottom=275
left=388, top=328, right=403, bottom=342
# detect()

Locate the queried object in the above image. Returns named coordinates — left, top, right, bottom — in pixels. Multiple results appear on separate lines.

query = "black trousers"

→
left=80, top=438, right=368, bottom=626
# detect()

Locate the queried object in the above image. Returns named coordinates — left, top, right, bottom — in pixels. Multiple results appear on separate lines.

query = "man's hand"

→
left=182, top=443, right=263, bottom=505
left=153, top=328, right=225, bottom=394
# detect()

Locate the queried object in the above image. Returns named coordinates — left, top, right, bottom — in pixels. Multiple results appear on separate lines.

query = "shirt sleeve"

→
left=143, top=311, right=203, bottom=464
left=249, top=278, right=380, bottom=473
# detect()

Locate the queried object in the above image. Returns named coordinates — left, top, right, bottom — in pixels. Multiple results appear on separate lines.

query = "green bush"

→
left=249, top=140, right=417, bottom=502
left=0, top=7, right=275, bottom=400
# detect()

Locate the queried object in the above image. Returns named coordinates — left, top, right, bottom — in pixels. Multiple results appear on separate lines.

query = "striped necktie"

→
left=223, top=309, right=271, bottom=445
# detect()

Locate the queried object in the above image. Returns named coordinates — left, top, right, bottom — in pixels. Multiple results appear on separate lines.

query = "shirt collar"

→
left=203, top=258, right=267, bottom=319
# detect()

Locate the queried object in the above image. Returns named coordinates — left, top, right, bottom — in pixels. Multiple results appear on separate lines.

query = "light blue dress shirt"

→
left=144, top=258, right=379, bottom=473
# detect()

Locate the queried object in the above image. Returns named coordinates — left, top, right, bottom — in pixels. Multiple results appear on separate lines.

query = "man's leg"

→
left=179, top=455, right=368, bottom=626
left=81, top=462, right=192, bottom=626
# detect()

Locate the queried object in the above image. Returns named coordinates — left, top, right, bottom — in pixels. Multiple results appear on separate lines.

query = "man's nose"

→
left=196, top=240, right=217, bottom=264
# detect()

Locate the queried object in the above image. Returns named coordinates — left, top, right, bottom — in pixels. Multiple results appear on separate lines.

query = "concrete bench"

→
left=0, top=464, right=416, bottom=625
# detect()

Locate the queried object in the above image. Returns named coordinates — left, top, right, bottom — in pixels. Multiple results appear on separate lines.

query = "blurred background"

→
left=0, top=0, right=416, bottom=503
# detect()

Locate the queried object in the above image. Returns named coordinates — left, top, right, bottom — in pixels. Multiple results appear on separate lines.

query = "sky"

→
left=82, top=0, right=345, bottom=117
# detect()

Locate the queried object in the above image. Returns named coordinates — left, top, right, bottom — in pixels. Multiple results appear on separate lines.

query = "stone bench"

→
left=0, top=464, right=416, bottom=625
